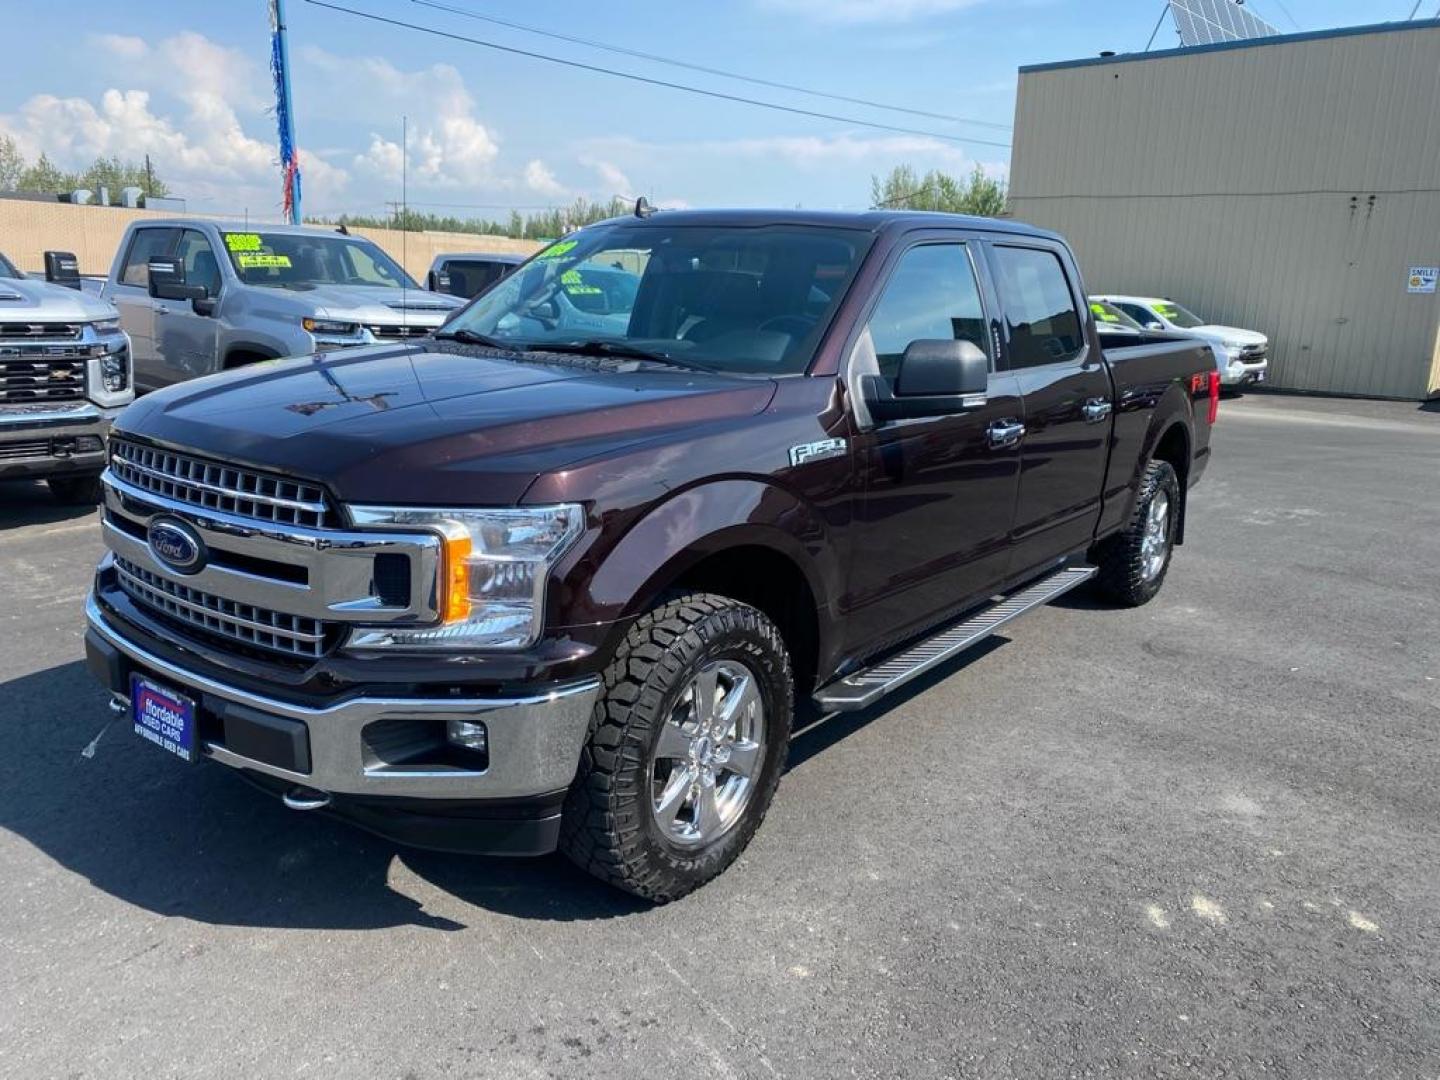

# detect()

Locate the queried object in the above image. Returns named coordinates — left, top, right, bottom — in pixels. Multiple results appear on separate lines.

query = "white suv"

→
left=1096, top=295, right=1268, bottom=387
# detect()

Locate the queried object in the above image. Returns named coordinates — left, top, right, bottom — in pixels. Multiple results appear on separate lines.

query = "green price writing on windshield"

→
left=537, top=240, right=579, bottom=260
left=224, top=233, right=263, bottom=252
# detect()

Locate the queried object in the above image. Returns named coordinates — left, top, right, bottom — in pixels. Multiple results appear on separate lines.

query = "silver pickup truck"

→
left=1, top=249, right=134, bottom=503
left=100, top=220, right=463, bottom=391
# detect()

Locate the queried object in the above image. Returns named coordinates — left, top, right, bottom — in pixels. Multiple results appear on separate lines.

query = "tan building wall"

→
left=1008, top=21, right=1440, bottom=399
left=0, top=199, right=541, bottom=283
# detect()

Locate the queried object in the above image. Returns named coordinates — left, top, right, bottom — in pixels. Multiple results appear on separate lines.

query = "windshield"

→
left=1153, top=300, right=1205, bottom=329
left=1089, top=300, right=1144, bottom=330
left=445, top=223, right=872, bottom=376
left=221, top=231, right=418, bottom=290
left=0, top=251, right=21, bottom=280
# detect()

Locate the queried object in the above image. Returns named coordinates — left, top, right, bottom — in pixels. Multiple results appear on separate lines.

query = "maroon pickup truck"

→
left=85, top=209, right=1217, bottom=900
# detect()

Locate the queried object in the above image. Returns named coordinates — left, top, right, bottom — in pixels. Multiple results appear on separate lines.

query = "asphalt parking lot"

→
left=1, top=393, right=1436, bottom=1079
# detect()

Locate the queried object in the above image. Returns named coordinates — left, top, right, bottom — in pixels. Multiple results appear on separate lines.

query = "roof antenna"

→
left=634, top=196, right=655, bottom=219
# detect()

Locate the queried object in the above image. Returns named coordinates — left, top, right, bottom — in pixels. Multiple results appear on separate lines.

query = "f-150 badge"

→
left=789, top=438, right=846, bottom=467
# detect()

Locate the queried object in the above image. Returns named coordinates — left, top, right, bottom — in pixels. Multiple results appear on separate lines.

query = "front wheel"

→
left=1093, top=459, right=1181, bottom=607
left=561, top=593, right=793, bottom=902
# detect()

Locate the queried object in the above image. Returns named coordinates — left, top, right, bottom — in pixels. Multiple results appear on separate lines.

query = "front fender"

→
left=560, top=478, right=839, bottom=630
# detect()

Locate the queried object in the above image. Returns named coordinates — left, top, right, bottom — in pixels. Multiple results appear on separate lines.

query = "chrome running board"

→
left=813, top=566, right=1097, bottom=712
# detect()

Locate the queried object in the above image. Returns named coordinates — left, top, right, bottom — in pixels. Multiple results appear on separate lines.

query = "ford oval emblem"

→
left=147, top=517, right=206, bottom=575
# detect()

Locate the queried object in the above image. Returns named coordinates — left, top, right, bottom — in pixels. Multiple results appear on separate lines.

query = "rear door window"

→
left=118, top=228, right=180, bottom=288
left=990, top=246, right=1085, bottom=369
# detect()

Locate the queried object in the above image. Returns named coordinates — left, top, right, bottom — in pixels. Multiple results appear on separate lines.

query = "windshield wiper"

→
left=531, top=340, right=713, bottom=372
left=432, top=328, right=517, bottom=350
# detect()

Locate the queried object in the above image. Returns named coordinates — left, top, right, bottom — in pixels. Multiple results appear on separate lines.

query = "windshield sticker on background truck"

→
left=236, top=253, right=291, bottom=269
left=1090, top=302, right=1120, bottom=322
left=224, top=233, right=264, bottom=252
left=537, top=240, right=579, bottom=261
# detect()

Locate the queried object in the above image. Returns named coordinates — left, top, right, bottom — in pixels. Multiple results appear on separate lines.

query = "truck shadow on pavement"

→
left=0, top=661, right=646, bottom=931
left=1, top=642, right=1015, bottom=930
left=0, top=481, right=98, bottom=529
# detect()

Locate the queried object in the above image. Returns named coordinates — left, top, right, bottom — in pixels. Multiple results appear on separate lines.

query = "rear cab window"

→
left=989, top=246, right=1085, bottom=369
left=118, top=228, right=181, bottom=288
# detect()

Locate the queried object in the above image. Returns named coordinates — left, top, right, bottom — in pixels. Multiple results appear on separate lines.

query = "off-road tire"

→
left=47, top=475, right=103, bottom=505
left=1093, top=459, right=1181, bottom=607
left=560, top=593, right=793, bottom=902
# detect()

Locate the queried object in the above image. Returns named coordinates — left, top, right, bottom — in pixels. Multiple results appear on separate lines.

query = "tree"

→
left=309, top=196, right=633, bottom=241
left=0, top=135, right=23, bottom=192
left=870, top=163, right=1008, bottom=217
left=18, top=152, right=68, bottom=193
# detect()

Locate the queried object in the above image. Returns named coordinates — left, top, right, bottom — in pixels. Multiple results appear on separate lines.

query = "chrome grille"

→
left=0, top=322, right=82, bottom=338
left=115, top=556, right=332, bottom=660
left=110, top=438, right=334, bottom=529
left=0, top=357, right=86, bottom=402
left=366, top=324, right=433, bottom=341
left=1240, top=345, right=1267, bottom=361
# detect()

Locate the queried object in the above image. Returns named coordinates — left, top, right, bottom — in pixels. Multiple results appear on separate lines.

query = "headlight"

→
left=346, top=504, right=585, bottom=651
left=302, top=317, right=360, bottom=335
left=100, top=350, right=129, bottom=393
left=92, top=317, right=123, bottom=334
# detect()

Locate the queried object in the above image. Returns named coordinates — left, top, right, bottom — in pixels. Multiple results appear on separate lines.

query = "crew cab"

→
left=84, top=209, right=1218, bottom=900
left=1096, top=294, right=1268, bottom=387
left=100, top=220, right=462, bottom=392
left=0, top=249, right=134, bottom=503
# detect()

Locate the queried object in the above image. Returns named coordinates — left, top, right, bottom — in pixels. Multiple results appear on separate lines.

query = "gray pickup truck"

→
left=100, top=220, right=462, bottom=391
left=1, top=249, right=134, bottom=503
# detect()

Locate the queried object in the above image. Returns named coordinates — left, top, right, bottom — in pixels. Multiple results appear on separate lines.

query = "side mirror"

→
left=192, top=295, right=219, bottom=318
left=428, top=270, right=449, bottom=292
left=862, top=340, right=989, bottom=421
left=148, top=257, right=207, bottom=301
left=1145, top=321, right=1164, bottom=331
left=43, top=251, right=81, bottom=290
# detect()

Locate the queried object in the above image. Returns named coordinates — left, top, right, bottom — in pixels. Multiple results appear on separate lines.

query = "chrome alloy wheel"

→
left=649, top=659, right=766, bottom=849
left=1140, top=490, right=1172, bottom=581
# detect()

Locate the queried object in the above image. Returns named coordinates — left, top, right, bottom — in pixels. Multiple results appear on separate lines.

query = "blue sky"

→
left=1, top=0, right=1423, bottom=222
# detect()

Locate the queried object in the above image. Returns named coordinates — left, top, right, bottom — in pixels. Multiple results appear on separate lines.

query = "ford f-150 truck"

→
left=100, top=220, right=462, bottom=392
left=84, top=209, right=1218, bottom=900
left=1, top=249, right=134, bottom=503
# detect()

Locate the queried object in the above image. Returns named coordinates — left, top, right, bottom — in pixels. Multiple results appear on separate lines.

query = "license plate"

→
left=130, top=675, right=198, bottom=764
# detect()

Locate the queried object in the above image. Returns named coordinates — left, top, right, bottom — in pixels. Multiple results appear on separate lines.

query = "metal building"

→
left=1008, top=19, right=1440, bottom=399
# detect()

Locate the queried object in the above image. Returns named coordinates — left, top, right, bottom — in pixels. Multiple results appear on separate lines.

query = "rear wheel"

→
left=47, top=475, right=103, bottom=505
left=561, top=593, right=793, bottom=902
left=1093, top=459, right=1180, bottom=607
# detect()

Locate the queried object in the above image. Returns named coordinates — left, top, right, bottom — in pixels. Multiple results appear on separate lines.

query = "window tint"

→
left=864, top=244, right=988, bottom=387
left=1114, top=302, right=1157, bottom=326
left=176, top=230, right=222, bottom=296
left=119, top=228, right=179, bottom=288
left=443, top=259, right=511, bottom=298
left=991, top=246, right=1085, bottom=369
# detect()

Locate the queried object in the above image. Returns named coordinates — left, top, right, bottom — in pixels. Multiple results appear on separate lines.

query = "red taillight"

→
left=1207, top=370, right=1220, bottom=425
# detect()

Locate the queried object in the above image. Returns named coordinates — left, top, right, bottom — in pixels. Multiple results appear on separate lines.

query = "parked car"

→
left=426, top=252, right=526, bottom=298
left=85, top=209, right=1219, bottom=900
left=0, top=248, right=134, bottom=503
left=1095, top=294, right=1268, bottom=387
left=100, top=220, right=463, bottom=391
left=1088, top=298, right=1147, bottom=337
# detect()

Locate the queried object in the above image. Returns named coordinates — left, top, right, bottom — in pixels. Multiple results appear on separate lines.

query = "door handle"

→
left=153, top=304, right=169, bottom=315
left=1082, top=398, right=1112, bottom=423
left=987, top=419, right=1025, bottom=449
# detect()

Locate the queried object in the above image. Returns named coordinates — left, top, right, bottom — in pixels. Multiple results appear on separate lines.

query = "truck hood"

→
left=115, top=344, right=777, bottom=505
left=0, top=276, right=118, bottom=322
left=253, top=285, right=462, bottom=326
left=1190, top=325, right=1267, bottom=348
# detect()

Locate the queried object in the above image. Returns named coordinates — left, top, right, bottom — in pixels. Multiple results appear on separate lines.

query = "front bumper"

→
left=1222, top=359, right=1268, bottom=386
left=85, top=593, right=600, bottom=854
left=0, top=404, right=117, bottom=481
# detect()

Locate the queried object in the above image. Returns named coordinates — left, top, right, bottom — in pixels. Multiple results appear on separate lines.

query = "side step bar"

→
left=813, top=565, right=1097, bottom=712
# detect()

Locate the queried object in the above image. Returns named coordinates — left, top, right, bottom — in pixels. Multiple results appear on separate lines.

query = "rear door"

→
left=985, top=242, right=1113, bottom=573
left=109, top=227, right=180, bottom=390
left=845, top=234, right=1024, bottom=655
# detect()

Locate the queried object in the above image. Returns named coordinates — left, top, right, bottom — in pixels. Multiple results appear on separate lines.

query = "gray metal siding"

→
left=1009, top=22, right=1440, bottom=398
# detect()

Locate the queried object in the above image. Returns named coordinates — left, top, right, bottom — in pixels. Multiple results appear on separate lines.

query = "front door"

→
left=845, top=239, right=1023, bottom=659
left=986, top=243, right=1113, bottom=571
left=154, top=229, right=222, bottom=385
left=108, top=227, right=179, bottom=390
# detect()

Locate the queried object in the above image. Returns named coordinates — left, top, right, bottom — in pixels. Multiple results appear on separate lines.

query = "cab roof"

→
left=587, top=207, right=1061, bottom=242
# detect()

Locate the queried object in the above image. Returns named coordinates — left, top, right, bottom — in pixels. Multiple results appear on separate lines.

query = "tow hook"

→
left=282, top=786, right=332, bottom=811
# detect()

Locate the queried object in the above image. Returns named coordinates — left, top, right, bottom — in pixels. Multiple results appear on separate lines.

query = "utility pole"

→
left=144, top=153, right=154, bottom=196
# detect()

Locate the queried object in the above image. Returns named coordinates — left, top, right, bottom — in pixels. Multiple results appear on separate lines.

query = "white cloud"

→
left=582, top=157, right=634, bottom=198
left=301, top=48, right=500, bottom=189
left=755, top=0, right=983, bottom=23
left=95, top=34, right=147, bottom=60
left=523, top=159, right=567, bottom=197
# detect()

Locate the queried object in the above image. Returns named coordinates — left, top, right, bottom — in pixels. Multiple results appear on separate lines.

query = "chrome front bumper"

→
left=86, top=593, right=600, bottom=801
left=0, top=403, right=117, bottom=479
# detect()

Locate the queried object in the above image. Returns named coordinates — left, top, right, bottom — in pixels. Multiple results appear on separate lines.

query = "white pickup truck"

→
left=0, top=250, right=134, bottom=503
left=1095, top=295, right=1268, bottom=388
